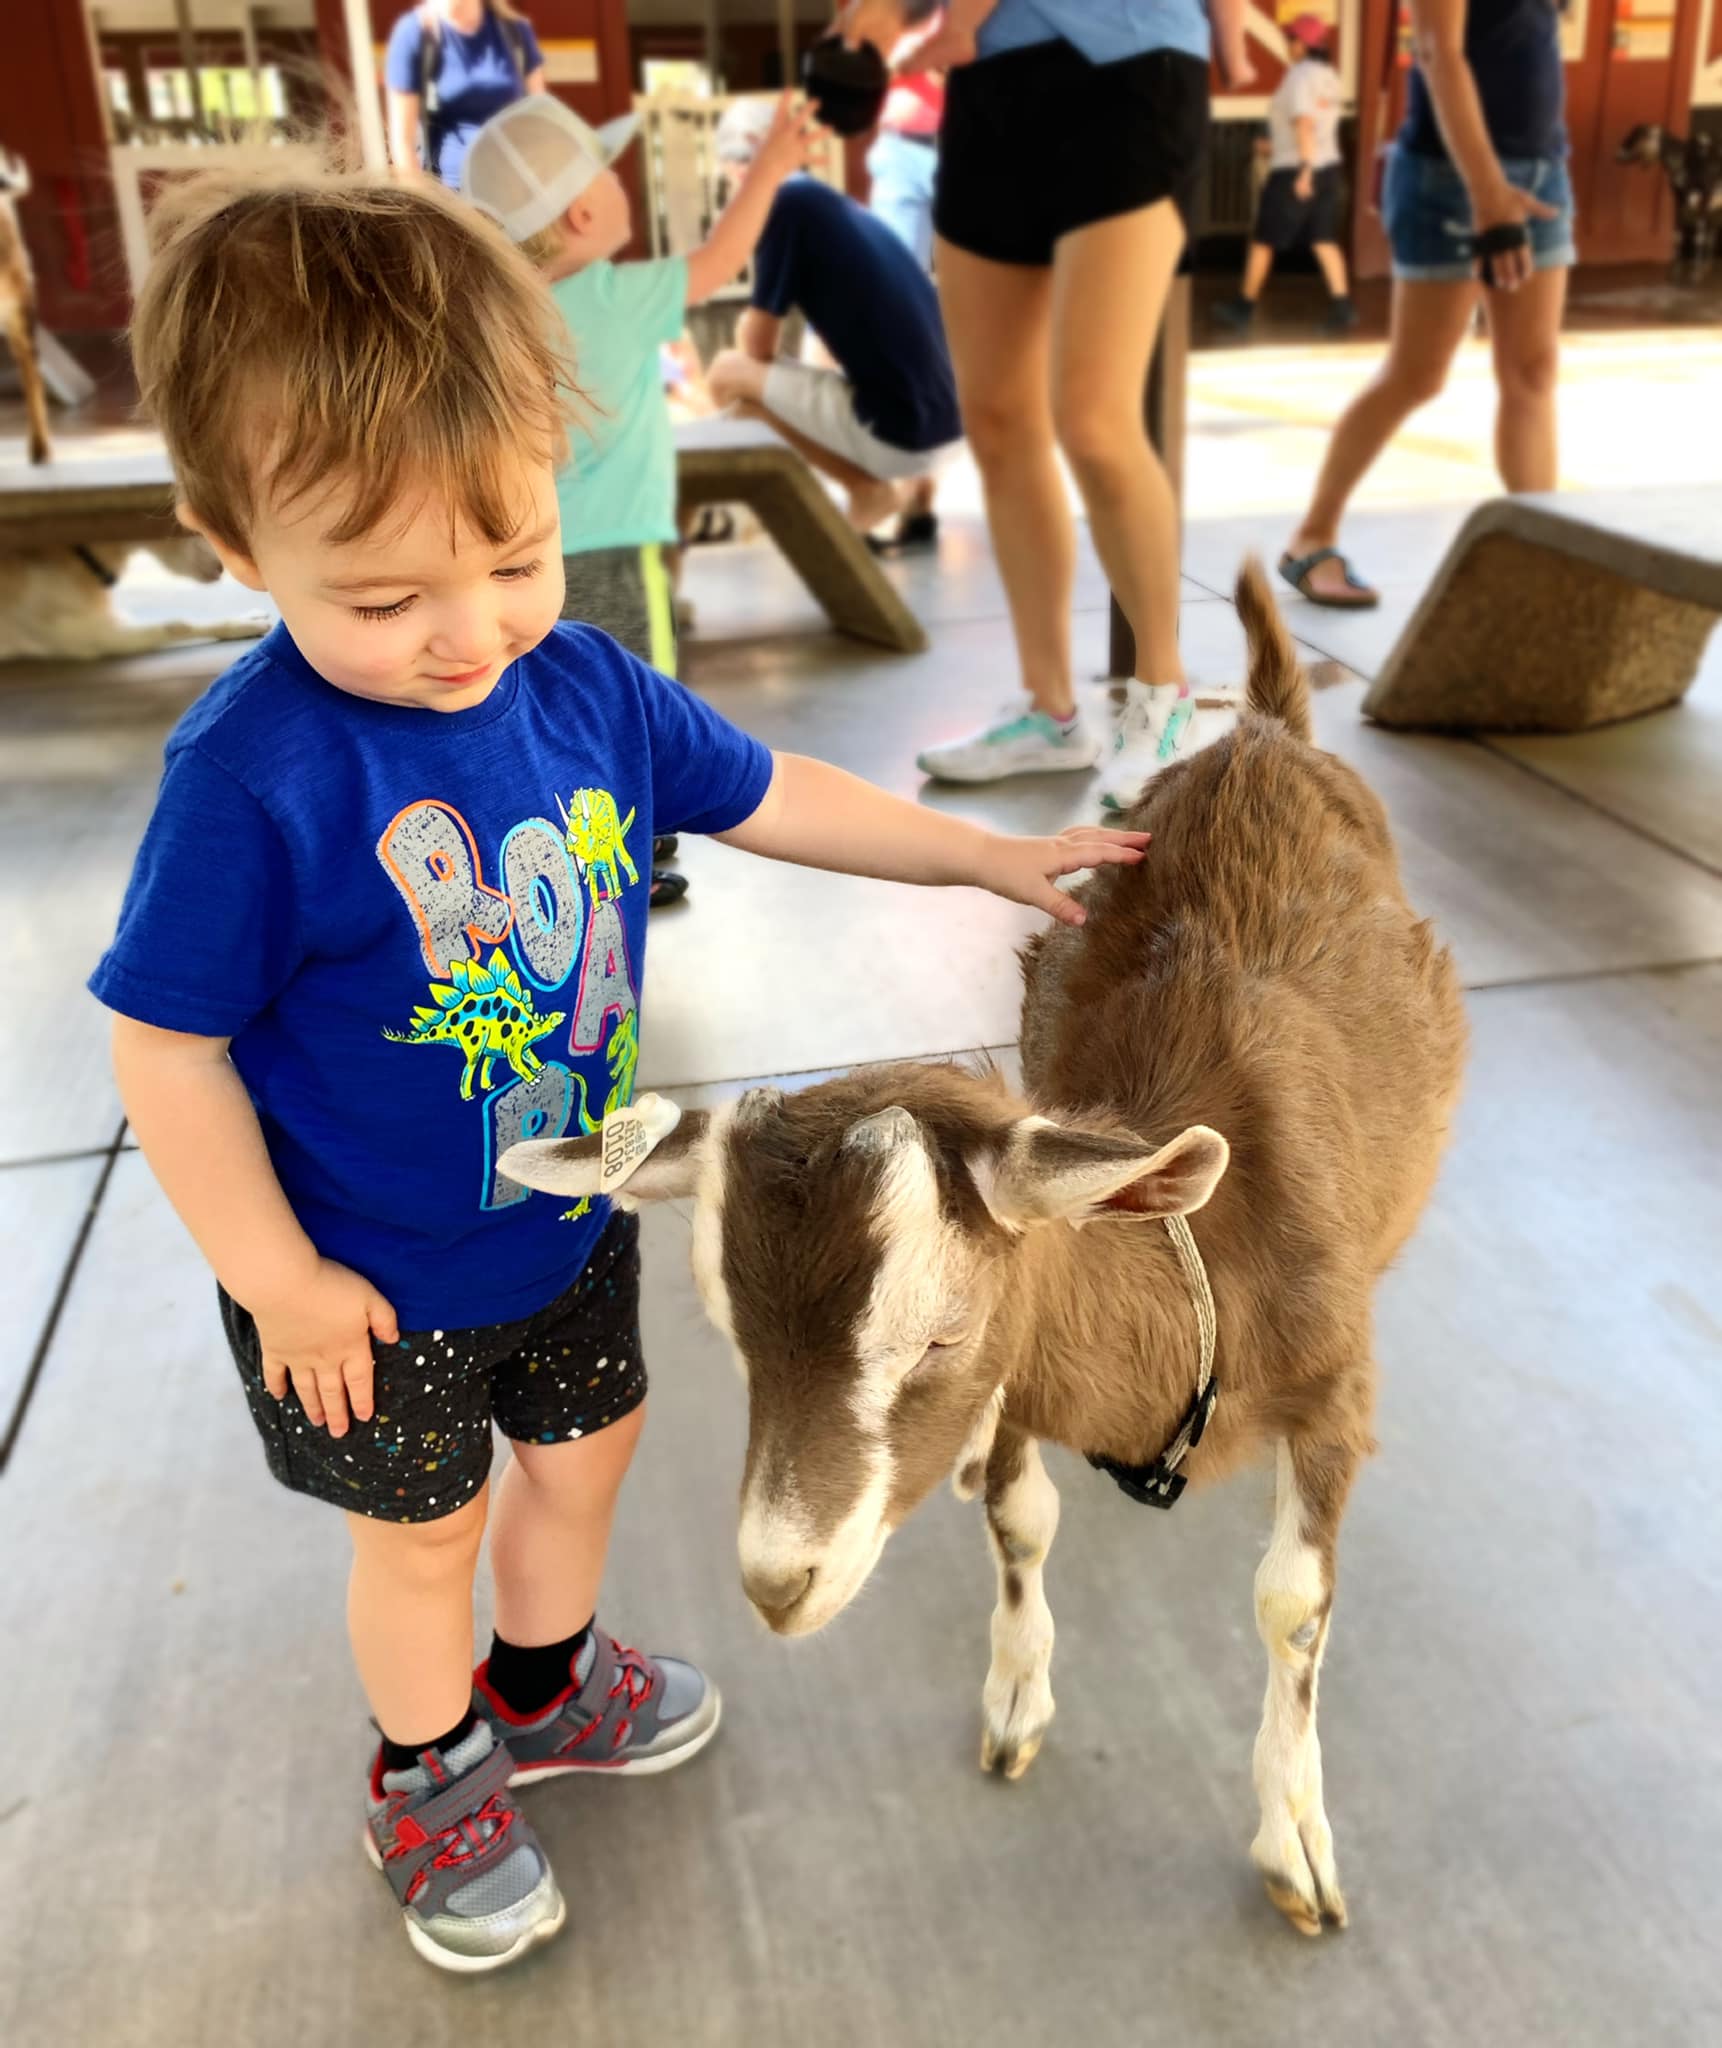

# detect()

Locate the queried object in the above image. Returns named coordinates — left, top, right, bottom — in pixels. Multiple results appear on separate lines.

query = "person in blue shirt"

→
left=704, top=99, right=961, bottom=548
left=385, top=0, right=546, bottom=190
left=843, top=1, right=1250, bottom=806
left=95, top=170, right=1146, bottom=1975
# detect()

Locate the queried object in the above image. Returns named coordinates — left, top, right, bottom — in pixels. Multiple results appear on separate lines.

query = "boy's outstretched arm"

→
left=685, top=95, right=824, bottom=306
left=716, top=753, right=1148, bottom=926
left=111, top=1015, right=398, bottom=1438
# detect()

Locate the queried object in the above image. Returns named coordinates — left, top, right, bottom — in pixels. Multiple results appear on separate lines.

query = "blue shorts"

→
left=1384, top=147, right=1576, bottom=284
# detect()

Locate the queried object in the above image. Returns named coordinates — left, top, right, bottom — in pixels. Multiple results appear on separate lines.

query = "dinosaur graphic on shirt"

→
left=558, top=1008, right=642, bottom=1224
left=559, top=787, right=639, bottom=902
left=383, top=950, right=565, bottom=1102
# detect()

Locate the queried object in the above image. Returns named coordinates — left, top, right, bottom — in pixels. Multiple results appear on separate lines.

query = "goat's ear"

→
left=977, top=1119, right=1229, bottom=1229
left=501, top=1103, right=710, bottom=1208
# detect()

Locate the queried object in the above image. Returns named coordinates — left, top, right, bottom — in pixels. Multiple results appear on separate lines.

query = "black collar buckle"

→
left=1086, top=1376, right=1220, bottom=1512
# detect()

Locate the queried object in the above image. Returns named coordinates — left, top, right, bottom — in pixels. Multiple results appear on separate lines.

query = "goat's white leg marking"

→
left=980, top=1433, right=1059, bottom=1780
left=1250, top=1440, right=1347, bottom=1935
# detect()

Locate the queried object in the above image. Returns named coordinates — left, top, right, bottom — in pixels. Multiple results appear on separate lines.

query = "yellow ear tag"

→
left=599, top=1093, right=682, bottom=1195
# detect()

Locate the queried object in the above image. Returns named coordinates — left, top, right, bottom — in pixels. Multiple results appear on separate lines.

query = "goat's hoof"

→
left=1252, top=1822, right=1348, bottom=1937
left=980, top=1726, right=1044, bottom=1779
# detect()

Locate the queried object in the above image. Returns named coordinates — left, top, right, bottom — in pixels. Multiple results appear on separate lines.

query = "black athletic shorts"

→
left=220, top=1211, right=645, bottom=1523
left=1253, top=164, right=1344, bottom=251
left=934, top=40, right=1211, bottom=267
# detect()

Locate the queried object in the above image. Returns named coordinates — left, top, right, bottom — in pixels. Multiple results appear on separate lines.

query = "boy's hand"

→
left=974, top=827, right=1151, bottom=927
left=251, top=1258, right=400, bottom=1440
left=755, top=91, right=825, bottom=184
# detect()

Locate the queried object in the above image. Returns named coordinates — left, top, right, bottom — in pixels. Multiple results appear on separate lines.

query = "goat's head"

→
left=501, top=1065, right=1228, bottom=1637
left=1617, top=123, right=1665, bottom=168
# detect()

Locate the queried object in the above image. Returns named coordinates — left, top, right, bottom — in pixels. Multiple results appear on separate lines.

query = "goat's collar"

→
left=1086, top=1212, right=1218, bottom=1510
left=72, top=544, right=119, bottom=588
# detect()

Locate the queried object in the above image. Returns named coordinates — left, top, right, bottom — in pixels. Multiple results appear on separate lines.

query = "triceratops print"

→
left=384, top=950, right=565, bottom=1101
left=559, top=786, right=639, bottom=902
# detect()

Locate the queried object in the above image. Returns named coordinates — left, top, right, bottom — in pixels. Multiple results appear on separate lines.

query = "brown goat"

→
left=502, top=561, right=1468, bottom=1937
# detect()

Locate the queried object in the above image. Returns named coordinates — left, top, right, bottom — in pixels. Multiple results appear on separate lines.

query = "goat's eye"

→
left=906, top=1332, right=967, bottom=1377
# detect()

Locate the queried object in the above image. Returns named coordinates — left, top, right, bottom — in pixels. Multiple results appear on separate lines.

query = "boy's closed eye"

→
left=348, top=557, right=548, bottom=623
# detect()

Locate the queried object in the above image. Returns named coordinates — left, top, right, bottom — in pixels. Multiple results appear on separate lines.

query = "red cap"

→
left=1287, top=13, right=1330, bottom=51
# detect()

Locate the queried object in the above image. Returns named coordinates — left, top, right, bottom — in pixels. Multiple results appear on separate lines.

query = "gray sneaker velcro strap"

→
left=374, top=1745, right=524, bottom=1916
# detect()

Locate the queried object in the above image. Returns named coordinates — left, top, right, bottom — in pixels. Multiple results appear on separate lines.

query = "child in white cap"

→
left=463, top=92, right=818, bottom=905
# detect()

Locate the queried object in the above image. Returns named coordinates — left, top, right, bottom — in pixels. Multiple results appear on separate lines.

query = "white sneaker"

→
left=917, top=700, right=1102, bottom=785
left=1097, top=682, right=1202, bottom=814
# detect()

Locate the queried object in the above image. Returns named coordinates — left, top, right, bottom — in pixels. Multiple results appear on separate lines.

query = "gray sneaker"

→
left=474, top=1626, right=722, bottom=1783
left=365, top=1718, right=566, bottom=1973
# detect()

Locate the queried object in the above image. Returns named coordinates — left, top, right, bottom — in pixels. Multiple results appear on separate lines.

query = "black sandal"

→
left=865, top=511, right=939, bottom=557
left=1277, top=547, right=1379, bottom=611
left=649, top=868, right=689, bottom=910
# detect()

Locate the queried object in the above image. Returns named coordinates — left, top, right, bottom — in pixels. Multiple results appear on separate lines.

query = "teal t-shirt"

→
left=551, top=256, right=689, bottom=554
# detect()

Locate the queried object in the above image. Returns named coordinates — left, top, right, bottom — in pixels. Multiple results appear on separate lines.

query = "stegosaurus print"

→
left=384, top=950, right=565, bottom=1102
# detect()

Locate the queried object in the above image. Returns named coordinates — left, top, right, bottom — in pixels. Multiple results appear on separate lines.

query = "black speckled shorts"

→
left=219, top=1213, right=645, bottom=1524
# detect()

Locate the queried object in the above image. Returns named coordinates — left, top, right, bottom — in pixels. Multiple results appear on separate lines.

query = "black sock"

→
left=380, top=1705, right=478, bottom=1775
left=485, top=1621, right=594, bottom=1716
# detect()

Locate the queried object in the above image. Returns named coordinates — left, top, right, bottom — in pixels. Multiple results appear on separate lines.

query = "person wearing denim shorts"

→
left=1279, top=0, right=1574, bottom=610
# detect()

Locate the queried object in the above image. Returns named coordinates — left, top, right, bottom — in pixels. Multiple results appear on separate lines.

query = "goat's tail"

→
left=1235, top=556, right=1313, bottom=743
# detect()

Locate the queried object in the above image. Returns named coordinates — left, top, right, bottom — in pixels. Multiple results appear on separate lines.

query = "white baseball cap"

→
left=462, top=95, right=640, bottom=243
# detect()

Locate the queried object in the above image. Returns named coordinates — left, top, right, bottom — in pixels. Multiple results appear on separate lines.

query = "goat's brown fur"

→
left=1003, top=559, right=1466, bottom=1489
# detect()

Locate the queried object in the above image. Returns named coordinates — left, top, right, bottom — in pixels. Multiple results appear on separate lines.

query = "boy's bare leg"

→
left=488, top=1406, right=647, bottom=1646
left=347, top=1487, right=488, bottom=1744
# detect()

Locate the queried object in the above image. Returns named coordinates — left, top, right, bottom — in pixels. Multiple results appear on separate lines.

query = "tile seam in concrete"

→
left=0, top=1121, right=128, bottom=1479
left=654, top=1044, right=991, bottom=1094
left=1477, top=738, right=1722, bottom=883
left=0, top=1144, right=119, bottom=1174
left=1464, top=954, right=1722, bottom=997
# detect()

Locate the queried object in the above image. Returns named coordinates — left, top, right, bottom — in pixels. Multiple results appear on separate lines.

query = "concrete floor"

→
left=3, top=483, right=1722, bottom=2047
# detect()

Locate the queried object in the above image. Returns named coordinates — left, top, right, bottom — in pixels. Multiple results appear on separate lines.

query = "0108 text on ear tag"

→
left=599, top=1094, right=682, bottom=1195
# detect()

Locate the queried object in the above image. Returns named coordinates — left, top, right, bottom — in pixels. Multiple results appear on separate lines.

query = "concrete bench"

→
left=1363, top=491, right=1722, bottom=733
left=674, top=417, right=927, bottom=655
left=0, top=426, right=929, bottom=658
left=0, top=449, right=181, bottom=550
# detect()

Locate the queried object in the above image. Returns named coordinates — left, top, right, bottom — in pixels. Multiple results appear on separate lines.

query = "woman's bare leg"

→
left=1485, top=265, right=1566, bottom=492
left=1048, top=200, right=1186, bottom=684
left=1286, top=278, right=1477, bottom=599
left=935, top=239, right=1072, bottom=717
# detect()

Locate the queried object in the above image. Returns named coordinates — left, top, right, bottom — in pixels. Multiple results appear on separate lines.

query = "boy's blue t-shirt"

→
left=551, top=256, right=689, bottom=553
left=384, top=7, right=543, bottom=189
left=89, top=623, right=772, bottom=1330
left=751, top=179, right=960, bottom=455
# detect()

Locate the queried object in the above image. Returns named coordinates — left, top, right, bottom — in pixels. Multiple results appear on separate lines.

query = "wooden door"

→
left=1571, top=0, right=1682, bottom=258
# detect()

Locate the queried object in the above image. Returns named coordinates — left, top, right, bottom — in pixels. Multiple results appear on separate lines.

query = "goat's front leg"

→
left=1251, top=1436, right=1357, bottom=1936
left=980, top=1426, right=1059, bottom=1780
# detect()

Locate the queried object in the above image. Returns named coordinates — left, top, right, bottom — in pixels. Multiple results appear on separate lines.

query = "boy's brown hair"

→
left=132, top=172, right=575, bottom=553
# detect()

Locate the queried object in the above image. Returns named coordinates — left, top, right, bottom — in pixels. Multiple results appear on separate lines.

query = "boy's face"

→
left=197, top=457, right=565, bottom=714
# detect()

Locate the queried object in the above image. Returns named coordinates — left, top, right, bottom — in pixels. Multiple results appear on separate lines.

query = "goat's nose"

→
left=742, top=1564, right=815, bottom=1619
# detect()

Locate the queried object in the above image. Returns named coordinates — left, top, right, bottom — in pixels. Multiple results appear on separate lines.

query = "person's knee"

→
left=1053, top=394, right=1139, bottom=492
left=356, top=1494, right=486, bottom=1582
left=962, top=387, right=1037, bottom=471
left=1387, top=355, right=1451, bottom=410
left=1498, top=342, right=1559, bottom=403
